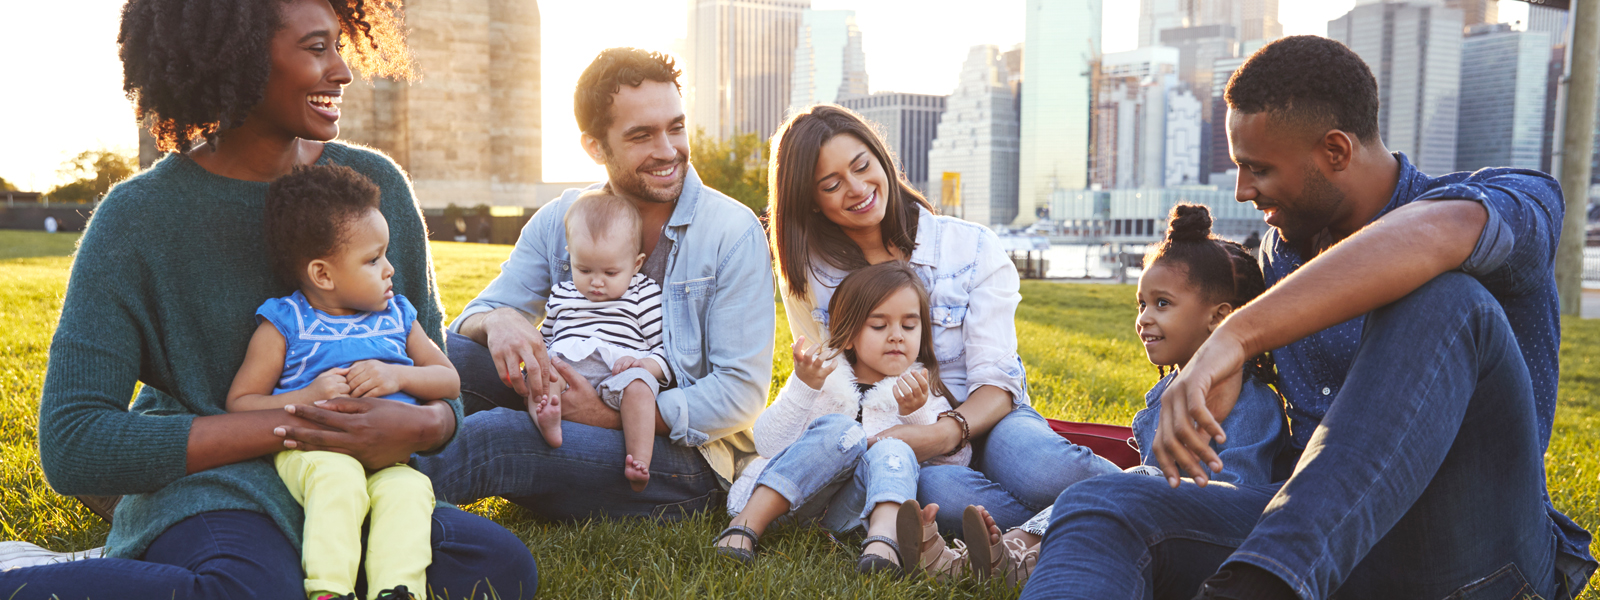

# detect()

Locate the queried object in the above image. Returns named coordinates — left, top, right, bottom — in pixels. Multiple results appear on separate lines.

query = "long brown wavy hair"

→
left=768, top=104, right=937, bottom=301
left=825, top=262, right=953, bottom=399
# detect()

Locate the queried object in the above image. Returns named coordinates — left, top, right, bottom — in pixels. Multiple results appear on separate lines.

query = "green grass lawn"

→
left=2, top=228, right=1597, bottom=598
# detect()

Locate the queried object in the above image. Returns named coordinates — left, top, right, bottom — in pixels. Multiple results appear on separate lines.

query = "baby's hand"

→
left=346, top=360, right=403, bottom=398
left=306, top=368, right=351, bottom=401
left=610, top=356, right=643, bottom=375
left=892, top=369, right=931, bottom=416
left=791, top=336, right=836, bottom=390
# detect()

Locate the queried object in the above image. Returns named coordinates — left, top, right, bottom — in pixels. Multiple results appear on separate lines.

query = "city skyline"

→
left=0, top=0, right=1533, bottom=191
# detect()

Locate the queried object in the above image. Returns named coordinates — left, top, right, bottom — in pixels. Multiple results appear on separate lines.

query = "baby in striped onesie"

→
left=532, top=190, right=672, bottom=491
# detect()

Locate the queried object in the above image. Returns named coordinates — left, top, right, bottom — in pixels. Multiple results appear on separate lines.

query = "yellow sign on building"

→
left=940, top=172, right=961, bottom=217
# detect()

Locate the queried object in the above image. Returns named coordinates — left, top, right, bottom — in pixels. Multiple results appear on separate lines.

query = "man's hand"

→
left=305, top=368, right=351, bottom=401
left=275, top=397, right=454, bottom=470
left=791, top=336, right=837, bottom=390
left=1152, top=329, right=1247, bottom=488
left=550, top=359, right=622, bottom=429
left=891, top=369, right=931, bottom=416
left=346, top=360, right=403, bottom=398
left=481, top=307, right=557, bottom=402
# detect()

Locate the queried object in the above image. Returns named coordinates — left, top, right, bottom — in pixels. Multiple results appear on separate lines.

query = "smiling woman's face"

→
left=251, top=0, right=353, bottom=142
left=812, top=133, right=890, bottom=236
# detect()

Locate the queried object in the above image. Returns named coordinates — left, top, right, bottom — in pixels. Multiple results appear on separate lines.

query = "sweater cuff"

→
left=416, top=396, right=465, bottom=456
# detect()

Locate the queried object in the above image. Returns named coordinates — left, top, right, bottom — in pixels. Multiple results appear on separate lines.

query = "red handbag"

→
left=1047, top=419, right=1142, bottom=470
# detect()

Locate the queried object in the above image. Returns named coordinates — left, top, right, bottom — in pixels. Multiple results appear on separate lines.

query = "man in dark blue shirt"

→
left=1024, top=36, right=1594, bottom=599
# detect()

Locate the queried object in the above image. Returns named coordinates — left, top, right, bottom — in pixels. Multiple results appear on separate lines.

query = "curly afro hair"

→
left=119, top=0, right=415, bottom=153
left=574, top=48, right=681, bottom=140
left=1224, top=35, right=1379, bottom=144
left=263, top=164, right=381, bottom=288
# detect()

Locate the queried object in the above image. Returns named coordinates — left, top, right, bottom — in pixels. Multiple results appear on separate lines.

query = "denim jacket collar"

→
left=661, top=165, right=707, bottom=241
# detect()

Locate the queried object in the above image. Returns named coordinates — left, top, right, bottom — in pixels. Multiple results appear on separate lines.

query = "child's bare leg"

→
left=527, top=371, right=565, bottom=448
left=621, top=380, right=655, bottom=491
left=717, top=485, right=792, bottom=553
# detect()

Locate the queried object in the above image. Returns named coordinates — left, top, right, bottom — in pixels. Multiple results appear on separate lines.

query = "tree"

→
left=0, top=176, right=15, bottom=192
left=690, top=128, right=769, bottom=213
left=48, top=147, right=138, bottom=203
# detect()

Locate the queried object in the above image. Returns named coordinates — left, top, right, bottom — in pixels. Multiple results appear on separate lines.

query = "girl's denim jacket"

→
left=781, top=205, right=1027, bottom=406
left=1131, top=371, right=1287, bottom=485
left=449, top=167, right=774, bottom=484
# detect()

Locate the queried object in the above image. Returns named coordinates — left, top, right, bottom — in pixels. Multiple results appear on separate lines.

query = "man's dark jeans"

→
left=414, top=333, right=724, bottom=520
left=1023, top=273, right=1587, bottom=599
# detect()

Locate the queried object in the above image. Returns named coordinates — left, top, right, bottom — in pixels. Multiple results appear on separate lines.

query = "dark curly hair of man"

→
left=574, top=48, right=682, bottom=142
left=263, top=164, right=381, bottom=288
left=119, top=0, right=415, bottom=153
left=1224, top=35, right=1380, bottom=144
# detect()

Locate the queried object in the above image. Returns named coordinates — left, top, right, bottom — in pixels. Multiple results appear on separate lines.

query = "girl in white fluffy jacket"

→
left=714, top=262, right=970, bottom=577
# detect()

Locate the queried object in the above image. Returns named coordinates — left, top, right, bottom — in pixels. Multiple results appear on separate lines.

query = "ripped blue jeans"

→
left=755, top=413, right=919, bottom=533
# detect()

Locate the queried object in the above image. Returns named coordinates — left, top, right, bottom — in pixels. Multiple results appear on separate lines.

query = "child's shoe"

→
left=373, top=585, right=417, bottom=600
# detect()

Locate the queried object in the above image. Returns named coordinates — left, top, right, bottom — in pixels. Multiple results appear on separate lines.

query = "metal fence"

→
left=1587, top=247, right=1600, bottom=281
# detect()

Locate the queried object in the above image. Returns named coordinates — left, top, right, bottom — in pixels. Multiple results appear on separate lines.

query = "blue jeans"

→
left=754, top=413, right=920, bottom=532
left=1023, top=273, right=1586, bottom=600
left=415, top=333, right=724, bottom=520
left=0, top=509, right=537, bottom=600
left=919, top=405, right=1121, bottom=534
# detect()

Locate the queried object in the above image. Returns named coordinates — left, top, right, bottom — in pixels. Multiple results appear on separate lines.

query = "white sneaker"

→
left=1124, top=465, right=1166, bottom=477
left=0, top=542, right=104, bottom=571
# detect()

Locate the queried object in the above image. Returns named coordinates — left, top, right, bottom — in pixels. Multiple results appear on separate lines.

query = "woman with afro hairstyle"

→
left=0, top=1, right=537, bottom=598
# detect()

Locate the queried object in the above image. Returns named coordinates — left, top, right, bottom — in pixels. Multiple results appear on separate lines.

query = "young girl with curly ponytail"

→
left=939, top=204, right=1290, bottom=589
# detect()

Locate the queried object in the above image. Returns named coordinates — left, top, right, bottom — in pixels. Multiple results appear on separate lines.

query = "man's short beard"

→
left=1275, top=164, right=1344, bottom=247
left=602, top=142, right=686, bottom=205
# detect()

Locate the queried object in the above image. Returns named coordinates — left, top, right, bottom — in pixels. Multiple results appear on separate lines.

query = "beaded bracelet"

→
left=937, top=410, right=970, bottom=457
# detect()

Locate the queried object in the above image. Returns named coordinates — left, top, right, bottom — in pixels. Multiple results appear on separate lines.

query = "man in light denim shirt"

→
left=414, top=48, right=773, bottom=519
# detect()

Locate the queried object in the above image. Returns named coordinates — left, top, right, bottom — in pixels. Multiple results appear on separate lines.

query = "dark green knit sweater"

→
left=38, top=142, right=463, bottom=559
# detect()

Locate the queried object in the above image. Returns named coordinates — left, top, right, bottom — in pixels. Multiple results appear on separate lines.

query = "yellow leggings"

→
left=276, top=450, right=434, bottom=600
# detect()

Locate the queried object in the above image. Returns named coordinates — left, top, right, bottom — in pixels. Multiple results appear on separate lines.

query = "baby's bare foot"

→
left=532, top=395, right=562, bottom=448
left=624, top=454, right=650, bottom=492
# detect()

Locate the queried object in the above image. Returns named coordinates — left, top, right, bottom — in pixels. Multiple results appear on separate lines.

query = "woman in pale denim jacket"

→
left=766, top=105, right=1122, bottom=536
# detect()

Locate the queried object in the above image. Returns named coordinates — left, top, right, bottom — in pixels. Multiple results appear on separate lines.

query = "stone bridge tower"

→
left=339, top=0, right=541, bottom=209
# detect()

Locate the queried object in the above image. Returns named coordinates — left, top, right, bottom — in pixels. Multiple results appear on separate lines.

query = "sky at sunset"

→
left=0, top=0, right=1531, bottom=190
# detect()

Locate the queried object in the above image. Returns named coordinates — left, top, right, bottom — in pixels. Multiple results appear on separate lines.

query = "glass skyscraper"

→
left=1458, top=24, right=1550, bottom=172
left=1017, top=0, right=1101, bottom=226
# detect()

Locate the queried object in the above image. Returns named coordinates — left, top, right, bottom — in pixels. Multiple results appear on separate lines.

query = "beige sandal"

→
left=962, top=505, right=1038, bottom=587
left=895, top=499, right=968, bottom=581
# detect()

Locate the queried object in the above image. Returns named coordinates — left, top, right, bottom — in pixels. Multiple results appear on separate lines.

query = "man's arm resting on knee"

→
left=1228, top=199, right=1486, bottom=358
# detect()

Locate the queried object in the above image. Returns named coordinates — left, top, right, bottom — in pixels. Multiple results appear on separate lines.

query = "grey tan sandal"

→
left=897, top=499, right=968, bottom=581
left=856, top=535, right=902, bottom=577
left=713, top=524, right=759, bottom=565
left=963, top=504, right=1038, bottom=587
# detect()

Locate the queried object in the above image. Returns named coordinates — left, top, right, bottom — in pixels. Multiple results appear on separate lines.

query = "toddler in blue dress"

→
left=226, top=165, right=460, bottom=600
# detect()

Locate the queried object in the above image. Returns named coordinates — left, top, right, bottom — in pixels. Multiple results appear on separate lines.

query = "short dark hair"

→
left=263, top=164, right=382, bottom=288
left=573, top=48, right=682, bottom=139
left=1225, top=35, right=1380, bottom=144
left=566, top=190, right=643, bottom=253
left=119, top=0, right=414, bottom=153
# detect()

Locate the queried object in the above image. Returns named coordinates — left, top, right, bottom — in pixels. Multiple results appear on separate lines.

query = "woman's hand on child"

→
left=277, top=398, right=455, bottom=469
left=346, top=360, right=404, bottom=398
left=892, top=369, right=931, bottom=416
left=791, top=336, right=836, bottom=390
left=307, top=368, right=351, bottom=400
